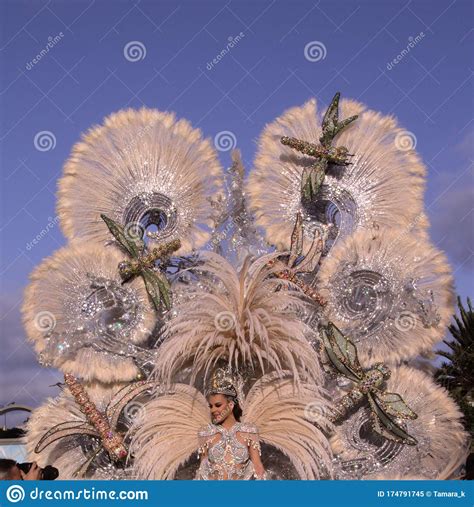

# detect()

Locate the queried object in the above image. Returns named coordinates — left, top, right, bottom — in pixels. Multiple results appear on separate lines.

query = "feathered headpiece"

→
left=153, top=251, right=323, bottom=385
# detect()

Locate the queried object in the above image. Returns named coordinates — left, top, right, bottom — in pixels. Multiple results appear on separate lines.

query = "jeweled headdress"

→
left=204, top=367, right=242, bottom=402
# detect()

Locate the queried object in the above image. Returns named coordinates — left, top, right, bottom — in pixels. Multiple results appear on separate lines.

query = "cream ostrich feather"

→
left=129, top=384, right=210, bottom=480
left=22, top=241, right=155, bottom=383
left=57, top=108, right=224, bottom=254
left=317, top=228, right=454, bottom=364
left=242, top=373, right=334, bottom=479
left=25, top=382, right=134, bottom=479
left=247, top=97, right=426, bottom=255
left=330, top=366, right=469, bottom=480
left=154, top=251, right=323, bottom=385
left=130, top=374, right=334, bottom=480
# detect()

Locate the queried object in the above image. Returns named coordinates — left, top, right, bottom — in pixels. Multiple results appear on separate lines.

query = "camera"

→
left=17, top=462, right=59, bottom=480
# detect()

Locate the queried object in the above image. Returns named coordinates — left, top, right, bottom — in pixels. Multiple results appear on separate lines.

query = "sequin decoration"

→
left=22, top=242, right=156, bottom=383
left=330, top=366, right=469, bottom=479
left=317, top=228, right=454, bottom=364
left=57, top=108, right=225, bottom=254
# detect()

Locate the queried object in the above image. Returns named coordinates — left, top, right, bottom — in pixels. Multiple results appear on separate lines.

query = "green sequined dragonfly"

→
left=101, top=214, right=180, bottom=310
left=320, top=321, right=418, bottom=445
left=281, top=92, right=358, bottom=202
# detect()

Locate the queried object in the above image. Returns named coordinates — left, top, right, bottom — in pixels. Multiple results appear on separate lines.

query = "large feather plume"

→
left=154, top=252, right=323, bottom=384
left=57, top=108, right=224, bottom=254
left=129, top=384, right=210, bottom=480
left=247, top=97, right=426, bottom=254
left=22, top=241, right=155, bottom=383
left=331, top=366, right=469, bottom=479
left=242, top=373, right=334, bottom=479
left=317, top=228, right=454, bottom=364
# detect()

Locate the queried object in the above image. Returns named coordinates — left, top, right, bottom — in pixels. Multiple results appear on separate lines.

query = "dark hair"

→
left=0, top=459, right=17, bottom=480
left=226, top=395, right=242, bottom=421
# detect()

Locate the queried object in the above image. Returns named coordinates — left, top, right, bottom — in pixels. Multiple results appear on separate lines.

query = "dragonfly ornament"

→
left=281, top=91, right=358, bottom=202
left=101, top=214, right=180, bottom=310
left=320, top=322, right=418, bottom=445
left=268, top=212, right=330, bottom=307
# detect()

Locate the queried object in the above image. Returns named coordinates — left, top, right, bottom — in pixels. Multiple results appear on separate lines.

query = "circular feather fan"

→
left=57, top=108, right=224, bottom=254
left=317, top=228, right=454, bottom=364
left=22, top=242, right=155, bottom=383
left=330, top=366, right=469, bottom=479
left=247, top=97, right=426, bottom=255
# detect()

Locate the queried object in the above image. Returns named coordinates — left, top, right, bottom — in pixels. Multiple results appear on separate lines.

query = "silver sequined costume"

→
left=195, top=422, right=262, bottom=480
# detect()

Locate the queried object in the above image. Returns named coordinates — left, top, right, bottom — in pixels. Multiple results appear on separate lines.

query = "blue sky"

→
left=0, top=0, right=473, bottom=423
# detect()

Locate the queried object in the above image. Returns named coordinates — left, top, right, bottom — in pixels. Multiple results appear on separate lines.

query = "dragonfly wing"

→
left=320, top=324, right=361, bottom=382
left=367, top=393, right=417, bottom=445
left=297, top=227, right=327, bottom=273
left=100, top=214, right=143, bottom=258
left=142, top=268, right=171, bottom=310
left=375, top=391, right=418, bottom=420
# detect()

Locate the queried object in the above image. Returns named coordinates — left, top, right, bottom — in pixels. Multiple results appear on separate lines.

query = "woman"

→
left=195, top=368, right=266, bottom=480
left=130, top=368, right=333, bottom=480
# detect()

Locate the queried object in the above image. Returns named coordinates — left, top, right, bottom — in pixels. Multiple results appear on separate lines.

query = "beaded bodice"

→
left=195, top=422, right=261, bottom=480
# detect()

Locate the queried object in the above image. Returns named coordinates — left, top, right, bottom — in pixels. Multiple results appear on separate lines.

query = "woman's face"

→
left=208, top=394, right=233, bottom=424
